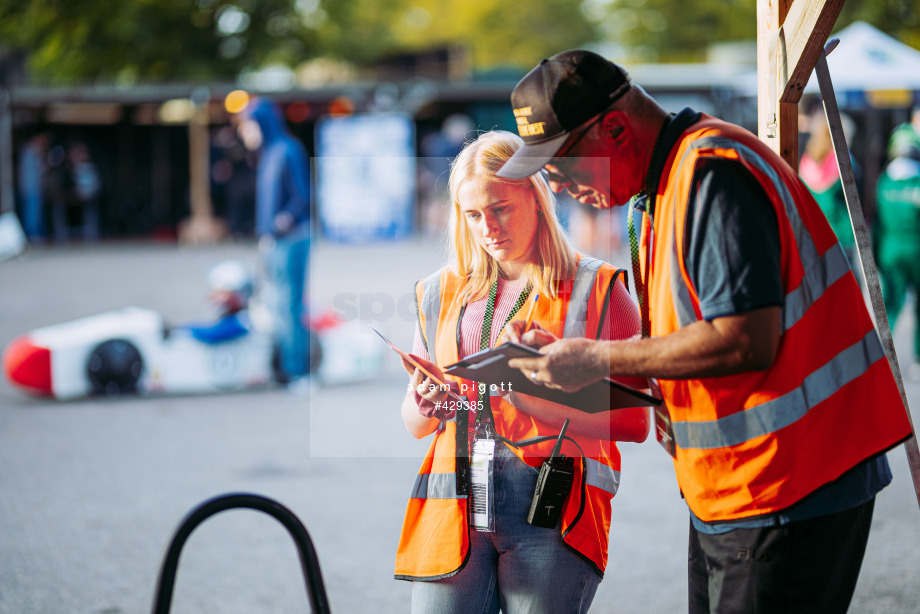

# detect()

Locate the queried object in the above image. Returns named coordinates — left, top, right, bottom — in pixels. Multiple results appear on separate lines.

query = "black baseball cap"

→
left=497, top=50, right=631, bottom=179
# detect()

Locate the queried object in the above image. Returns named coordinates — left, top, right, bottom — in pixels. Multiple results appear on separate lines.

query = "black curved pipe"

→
left=151, top=493, right=331, bottom=614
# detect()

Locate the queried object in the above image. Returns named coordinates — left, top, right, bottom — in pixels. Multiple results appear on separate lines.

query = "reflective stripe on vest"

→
left=584, top=457, right=620, bottom=496
left=410, top=456, right=620, bottom=498
left=419, top=269, right=443, bottom=356
left=674, top=329, right=884, bottom=449
left=669, top=228, right=699, bottom=327
left=564, top=256, right=604, bottom=339
left=410, top=472, right=468, bottom=499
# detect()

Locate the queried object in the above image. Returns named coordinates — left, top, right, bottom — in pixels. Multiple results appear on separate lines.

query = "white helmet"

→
left=208, top=260, right=253, bottom=298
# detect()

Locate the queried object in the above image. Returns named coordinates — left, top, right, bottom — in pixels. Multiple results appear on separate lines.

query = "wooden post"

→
left=188, top=88, right=213, bottom=224
left=178, top=87, right=227, bottom=244
left=756, top=0, right=845, bottom=171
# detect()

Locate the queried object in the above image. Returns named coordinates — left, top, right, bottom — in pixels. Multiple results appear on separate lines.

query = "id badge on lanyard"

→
left=470, top=423, right=496, bottom=532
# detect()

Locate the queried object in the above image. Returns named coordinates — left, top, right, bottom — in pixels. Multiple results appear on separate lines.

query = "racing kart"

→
left=3, top=305, right=382, bottom=401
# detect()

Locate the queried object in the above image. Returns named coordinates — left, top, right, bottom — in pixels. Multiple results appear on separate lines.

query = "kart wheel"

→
left=86, top=339, right=143, bottom=397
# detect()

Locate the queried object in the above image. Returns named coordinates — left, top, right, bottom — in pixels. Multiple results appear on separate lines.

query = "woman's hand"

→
left=401, top=354, right=458, bottom=419
left=499, top=320, right=558, bottom=349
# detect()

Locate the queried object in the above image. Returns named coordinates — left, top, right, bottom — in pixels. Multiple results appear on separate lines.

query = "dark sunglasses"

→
left=554, top=113, right=604, bottom=159
left=542, top=114, right=605, bottom=186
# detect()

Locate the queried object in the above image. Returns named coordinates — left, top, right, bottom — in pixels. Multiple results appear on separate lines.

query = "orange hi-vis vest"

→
left=394, top=255, right=631, bottom=580
left=639, top=115, right=912, bottom=523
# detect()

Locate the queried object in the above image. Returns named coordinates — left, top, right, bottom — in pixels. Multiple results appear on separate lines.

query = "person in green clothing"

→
left=800, top=111, right=857, bottom=256
left=876, top=137, right=920, bottom=375
left=887, top=106, right=920, bottom=161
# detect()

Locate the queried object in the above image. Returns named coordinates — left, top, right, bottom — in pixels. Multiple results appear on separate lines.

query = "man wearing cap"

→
left=500, top=50, right=912, bottom=614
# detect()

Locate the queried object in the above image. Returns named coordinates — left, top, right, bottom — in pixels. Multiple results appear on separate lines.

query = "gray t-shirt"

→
left=684, top=157, right=783, bottom=319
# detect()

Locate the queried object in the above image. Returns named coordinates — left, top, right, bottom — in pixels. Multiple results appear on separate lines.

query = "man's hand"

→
left=508, top=337, right=608, bottom=392
left=506, top=307, right=782, bottom=392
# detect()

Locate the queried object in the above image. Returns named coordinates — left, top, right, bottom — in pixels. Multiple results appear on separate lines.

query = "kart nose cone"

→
left=2, top=335, right=53, bottom=396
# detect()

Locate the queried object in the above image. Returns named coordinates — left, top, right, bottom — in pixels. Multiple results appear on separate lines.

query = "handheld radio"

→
left=527, top=418, right=576, bottom=528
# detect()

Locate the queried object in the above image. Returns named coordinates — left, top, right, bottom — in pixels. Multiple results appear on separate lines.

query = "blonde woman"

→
left=394, top=130, right=649, bottom=613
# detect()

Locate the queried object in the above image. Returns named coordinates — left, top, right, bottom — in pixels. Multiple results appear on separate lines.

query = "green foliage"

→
left=383, top=0, right=597, bottom=68
left=589, top=0, right=920, bottom=64
left=1, top=0, right=918, bottom=85
left=838, top=0, right=920, bottom=49
left=0, top=0, right=317, bottom=84
left=589, top=0, right=756, bottom=62
left=299, top=0, right=597, bottom=69
left=0, top=0, right=598, bottom=83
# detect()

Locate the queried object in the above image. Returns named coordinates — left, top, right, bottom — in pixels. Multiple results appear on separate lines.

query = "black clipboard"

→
left=444, top=341, right=661, bottom=414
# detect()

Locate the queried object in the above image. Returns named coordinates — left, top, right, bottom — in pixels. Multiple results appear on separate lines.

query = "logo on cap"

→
left=514, top=107, right=546, bottom=138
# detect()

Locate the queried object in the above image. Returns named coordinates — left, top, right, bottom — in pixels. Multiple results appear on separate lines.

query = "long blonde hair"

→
left=447, top=130, right=576, bottom=302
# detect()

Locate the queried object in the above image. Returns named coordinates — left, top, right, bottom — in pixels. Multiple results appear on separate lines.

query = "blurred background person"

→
left=210, top=125, right=257, bottom=239
left=16, top=131, right=49, bottom=241
left=238, top=97, right=312, bottom=388
left=44, top=137, right=71, bottom=243
left=888, top=105, right=920, bottom=155
left=799, top=110, right=860, bottom=271
left=67, top=140, right=101, bottom=242
left=43, top=137, right=101, bottom=243
left=875, top=133, right=920, bottom=378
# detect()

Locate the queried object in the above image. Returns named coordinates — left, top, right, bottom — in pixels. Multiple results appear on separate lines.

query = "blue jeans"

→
left=411, top=443, right=601, bottom=614
left=262, top=227, right=310, bottom=379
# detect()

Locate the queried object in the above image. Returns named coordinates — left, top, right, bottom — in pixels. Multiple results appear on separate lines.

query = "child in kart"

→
left=184, top=260, right=254, bottom=344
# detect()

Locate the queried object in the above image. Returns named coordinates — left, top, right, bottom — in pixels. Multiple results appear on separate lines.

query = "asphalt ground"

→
left=1, top=238, right=918, bottom=614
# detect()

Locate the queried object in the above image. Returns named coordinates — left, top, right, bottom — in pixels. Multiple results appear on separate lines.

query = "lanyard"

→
left=627, top=194, right=651, bottom=338
left=628, top=111, right=681, bottom=340
left=476, top=277, right=533, bottom=427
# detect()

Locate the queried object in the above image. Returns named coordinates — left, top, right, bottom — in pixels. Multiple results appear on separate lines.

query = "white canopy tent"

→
left=804, top=21, right=920, bottom=94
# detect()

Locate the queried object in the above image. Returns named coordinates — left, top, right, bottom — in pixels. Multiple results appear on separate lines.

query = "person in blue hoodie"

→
left=239, top=97, right=312, bottom=385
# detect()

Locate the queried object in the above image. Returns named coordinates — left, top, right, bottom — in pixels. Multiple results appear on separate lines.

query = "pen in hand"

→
left=520, top=293, right=539, bottom=342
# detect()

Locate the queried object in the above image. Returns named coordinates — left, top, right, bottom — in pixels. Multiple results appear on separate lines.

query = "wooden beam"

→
left=757, top=0, right=845, bottom=170
left=757, top=0, right=790, bottom=161
left=776, top=0, right=846, bottom=103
